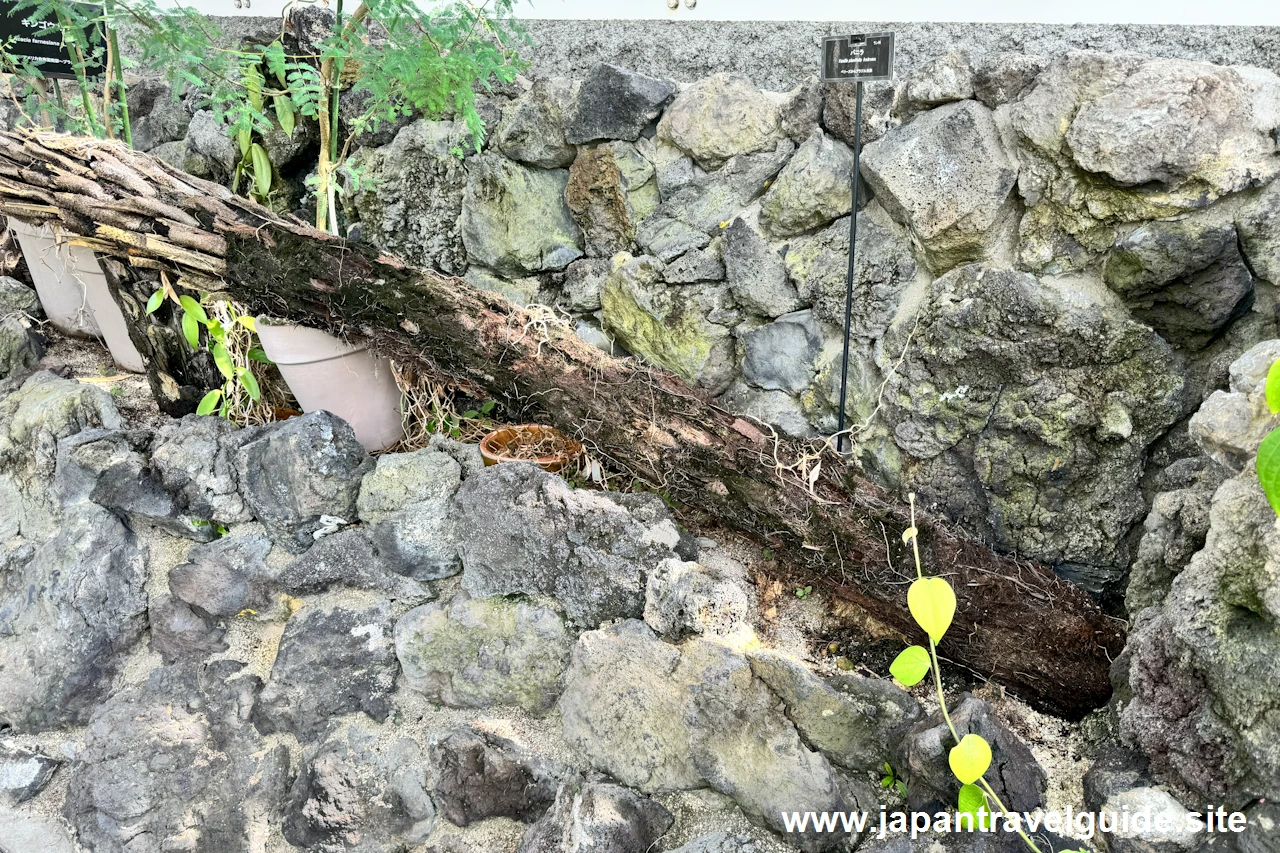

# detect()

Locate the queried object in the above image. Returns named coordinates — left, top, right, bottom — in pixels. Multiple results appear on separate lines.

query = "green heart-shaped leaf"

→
left=949, top=734, right=992, bottom=785
left=889, top=645, right=931, bottom=687
left=196, top=389, right=222, bottom=416
left=908, top=576, right=956, bottom=643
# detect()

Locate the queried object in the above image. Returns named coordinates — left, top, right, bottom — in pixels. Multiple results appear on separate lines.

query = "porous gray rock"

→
left=357, top=448, right=463, bottom=579
left=0, top=371, right=123, bottom=541
left=1083, top=748, right=1200, bottom=853
left=454, top=462, right=689, bottom=627
left=881, top=265, right=1186, bottom=579
left=147, top=592, right=228, bottom=664
left=185, top=109, right=238, bottom=177
left=1188, top=341, right=1280, bottom=472
left=972, top=53, right=1047, bottom=107
left=861, top=99, right=1018, bottom=272
left=722, top=217, right=803, bottom=318
left=83, top=429, right=216, bottom=540
left=1066, top=60, right=1280, bottom=194
left=461, top=154, right=584, bottom=276
left=716, top=382, right=815, bottom=438
left=0, top=276, right=39, bottom=317
left=559, top=620, right=868, bottom=850
left=666, top=833, right=763, bottom=853
left=893, top=52, right=975, bottom=114
left=893, top=695, right=1046, bottom=814
left=643, top=551, right=756, bottom=640
left=747, top=649, right=923, bottom=773
left=565, top=64, right=677, bottom=144
left=517, top=778, right=673, bottom=853
left=664, top=244, right=726, bottom=283
left=347, top=119, right=470, bottom=274
left=149, top=414, right=257, bottom=527
left=822, top=81, right=895, bottom=147
left=0, top=504, right=146, bottom=732
left=275, top=528, right=433, bottom=600
left=236, top=411, right=372, bottom=553
left=565, top=140, right=659, bottom=257
left=784, top=202, right=919, bottom=337
left=759, top=128, right=855, bottom=238
left=429, top=727, right=559, bottom=827
left=601, top=252, right=737, bottom=393
left=126, top=79, right=192, bottom=153
left=253, top=602, right=399, bottom=742
left=636, top=141, right=795, bottom=262
left=63, top=662, right=291, bottom=853
left=1122, top=463, right=1280, bottom=803
left=167, top=533, right=274, bottom=618
left=495, top=76, right=579, bottom=168
left=562, top=257, right=612, bottom=312
left=395, top=591, right=574, bottom=714
left=1238, top=179, right=1280, bottom=285
left=1103, top=210, right=1256, bottom=350
left=741, top=309, right=823, bottom=394
left=780, top=78, right=823, bottom=143
left=657, top=73, right=785, bottom=169
left=464, top=266, right=543, bottom=307
left=0, top=316, right=42, bottom=380
left=0, top=745, right=60, bottom=804
left=284, top=727, right=435, bottom=853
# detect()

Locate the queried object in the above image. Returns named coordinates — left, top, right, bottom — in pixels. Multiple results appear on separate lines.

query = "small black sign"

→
left=0, top=2, right=104, bottom=80
left=821, top=32, right=895, bottom=83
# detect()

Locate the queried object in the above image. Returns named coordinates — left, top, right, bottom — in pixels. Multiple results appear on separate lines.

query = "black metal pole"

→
left=836, top=80, right=863, bottom=454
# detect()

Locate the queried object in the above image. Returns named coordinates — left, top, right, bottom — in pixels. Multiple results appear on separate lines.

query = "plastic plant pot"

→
left=8, top=217, right=145, bottom=372
left=480, top=424, right=583, bottom=474
left=255, top=319, right=405, bottom=452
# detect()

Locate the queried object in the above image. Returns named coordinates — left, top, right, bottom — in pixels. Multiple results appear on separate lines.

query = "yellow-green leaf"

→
left=901, top=526, right=918, bottom=544
left=250, top=143, right=272, bottom=200
left=182, top=312, right=200, bottom=350
left=237, top=127, right=251, bottom=158
left=1266, top=359, right=1280, bottom=414
left=145, top=289, right=164, bottom=315
left=239, top=368, right=261, bottom=402
left=273, top=94, right=296, bottom=136
left=236, top=315, right=258, bottom=333
left=212, top=342, right=234, bottom=380
left=1257, top=428, right=1280, bottom=517
left=196, top=389, right=222, bottom=416
left=907, top=576, right=956, bottom=643
left=178, top=295, right=208, bottom=325
left=949, top=734, right=992, bottom=785
left=958, top=783, right=989, bottom=829
left=889, top=645, right=931, bottom=687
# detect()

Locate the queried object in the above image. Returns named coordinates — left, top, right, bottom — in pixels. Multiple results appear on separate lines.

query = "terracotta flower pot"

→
left=8, top=218, right=145, bottom=373
left=255, top=319, right=405, bottom=452
left=480, top=424, right=583, bottom=474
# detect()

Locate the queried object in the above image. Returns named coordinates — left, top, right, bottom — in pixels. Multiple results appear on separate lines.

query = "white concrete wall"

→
left=172, top=0, right=1280, bottom=26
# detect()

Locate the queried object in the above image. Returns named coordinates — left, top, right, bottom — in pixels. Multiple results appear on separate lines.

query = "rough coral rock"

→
left=565, top=64, right=677, bottom=144
left=253, top=602, right=399, bottom=742
left=395, top=592, right=574, bottom=714
left=357, top=448, right=463, bottom=579
left=565, top=141, right=659, bottom=257
left=658, top=73, right=786, bottom=169
left=429, top=727, right=559, bottom=827
left=347, top=119, right=471, bottom=274
left=454, top=462, right=690, bottom=627
left=496, top=76, right=580, bottom=169
left=861, top=99, right=1018, bottom=273
left=461, top=154, right=584, bottom=276
left=236, top=411, right=372, bottom=553
left=759, top=128, right=856, bottom=238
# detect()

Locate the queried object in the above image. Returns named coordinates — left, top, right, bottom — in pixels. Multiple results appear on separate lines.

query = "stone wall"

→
left=323, top=48, right=1280, bottom=606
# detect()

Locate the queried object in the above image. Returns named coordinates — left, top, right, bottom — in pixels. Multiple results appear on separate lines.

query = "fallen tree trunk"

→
left=0, top=130, right=1125, bottom=719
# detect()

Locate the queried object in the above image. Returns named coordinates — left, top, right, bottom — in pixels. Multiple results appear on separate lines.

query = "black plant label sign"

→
left=822, top=32, right=895, bottom=83
left=0, top=1, right=105, bottom=80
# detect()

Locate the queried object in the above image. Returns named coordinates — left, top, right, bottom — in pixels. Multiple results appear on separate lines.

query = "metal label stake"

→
left=821, top=32, right=895, bottom=454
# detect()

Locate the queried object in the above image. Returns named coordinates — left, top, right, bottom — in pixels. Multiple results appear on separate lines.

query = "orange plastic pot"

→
left=480, top=424, right=582, bottom=474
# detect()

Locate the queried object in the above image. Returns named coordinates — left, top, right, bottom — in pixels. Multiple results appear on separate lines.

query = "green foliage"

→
left=889, top=645, right=931, bottom=687
left=151, top=285, right=269, bottom=423
left=893, top=498, right=1047, bottom=853
left=794, top=585, right=813, bottom=600
left=1257, top=358, right=1280, bottom=514
left=880, top=762, right=907, bottom=798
